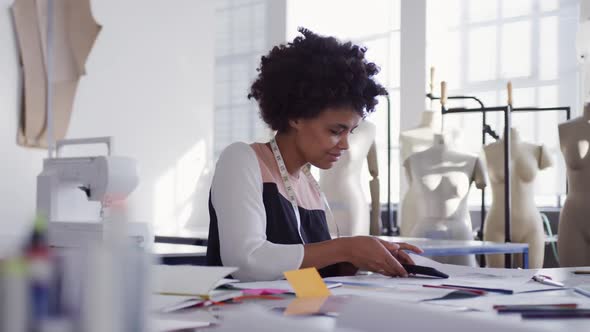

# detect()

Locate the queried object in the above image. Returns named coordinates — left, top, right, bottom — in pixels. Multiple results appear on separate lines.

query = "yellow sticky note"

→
left=284, top=297, right=328, bottom=316
left=284, top=267, right=331, bottom=298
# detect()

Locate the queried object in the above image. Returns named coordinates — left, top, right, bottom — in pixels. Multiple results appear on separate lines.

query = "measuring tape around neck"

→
left=269, top=138, right=338, bottom=243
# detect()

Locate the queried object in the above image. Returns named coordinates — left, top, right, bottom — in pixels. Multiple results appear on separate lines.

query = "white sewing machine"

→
left=36, top=137, right=150, bottom=249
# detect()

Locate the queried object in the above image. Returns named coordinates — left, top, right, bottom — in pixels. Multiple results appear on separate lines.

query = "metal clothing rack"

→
left=427, top=82, right=571, bottom=268
left=442, top=104, right=514, bottom=268
left=385, top=94, right=395, bottom=236
left=425, top=100, right=573, bottom=238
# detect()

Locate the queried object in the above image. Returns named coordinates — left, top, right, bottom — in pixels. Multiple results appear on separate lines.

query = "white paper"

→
left=412, top=254, right=538, bottom=283
left=326, top=254, right=540, bottom=292
left=427, top=289, right=590, bottom=312
left=329, top=284, right=455, bottom=302
left=153, top=265, right=237, bottom=296
left=151, top=294, right=199, bottom=312
left=325, top=273, right=443, bottom=287
left=215, top=278, right=239, bottom=287
left=232, top=280, right=294, bottom=292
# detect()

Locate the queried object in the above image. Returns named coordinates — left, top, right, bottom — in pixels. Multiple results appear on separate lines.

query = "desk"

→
left=154, top=229, right=208, bottom=246
left=380, top=236, right=530, bottom=268
left=153, top=243, right=207, bottom=265
left=156, top=266, right=590, bottom=331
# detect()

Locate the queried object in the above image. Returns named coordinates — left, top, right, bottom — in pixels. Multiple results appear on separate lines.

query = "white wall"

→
left=0, top=0, right=215, bottom=237
left=399, top=0, right=426, bottom=223
left=400, top=0, right=426, bottom=132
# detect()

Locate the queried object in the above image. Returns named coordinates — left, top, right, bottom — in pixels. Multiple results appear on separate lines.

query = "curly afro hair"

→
left=248, top=27, right=388, bottom=132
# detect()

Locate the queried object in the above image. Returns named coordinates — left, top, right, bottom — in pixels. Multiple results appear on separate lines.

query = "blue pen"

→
left=574, top=286, right=590, bottom=298
left=521, top=309, right=590, bottom=319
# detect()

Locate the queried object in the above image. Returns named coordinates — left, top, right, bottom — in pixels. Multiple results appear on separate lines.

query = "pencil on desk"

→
left=493, top=303, right=578, bottom=310
left=423, top=284, right=486, bottom=296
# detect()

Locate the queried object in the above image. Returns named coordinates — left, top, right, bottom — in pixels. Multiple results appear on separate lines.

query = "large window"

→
left=214, top=0, right=579, bottom=209
left=427, top=0, right=579, bottom=207
left=287, top=0, right=402, bottom=204
left=214, top=0, right=271, bottom=157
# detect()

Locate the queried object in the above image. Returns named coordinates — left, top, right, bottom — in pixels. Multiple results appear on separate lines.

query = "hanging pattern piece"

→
left=11, top=0, right=101, bottom=148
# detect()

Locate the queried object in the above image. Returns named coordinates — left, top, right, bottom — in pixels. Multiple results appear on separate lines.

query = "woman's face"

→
left=291, top=107, right=362, bottom=169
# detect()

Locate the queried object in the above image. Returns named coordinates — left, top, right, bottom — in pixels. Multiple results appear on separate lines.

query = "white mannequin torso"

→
left=405, top=134, right=486, bottom=266
left=483, top=128, right=553, bottom=268
left=320, top=121, right=378, bottom=236
left=557, top=105, right=590, bottom=267
left=399, top=111, right=441, bottom=236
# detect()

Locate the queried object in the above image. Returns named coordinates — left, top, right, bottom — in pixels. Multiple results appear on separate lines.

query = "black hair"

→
left=248, top=27, right=388, bottom=132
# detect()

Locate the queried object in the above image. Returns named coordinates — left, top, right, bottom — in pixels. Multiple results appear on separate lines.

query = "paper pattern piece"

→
left=11, top=0, right=101, bottom=148
left=284, top=297, right=328, bottom=316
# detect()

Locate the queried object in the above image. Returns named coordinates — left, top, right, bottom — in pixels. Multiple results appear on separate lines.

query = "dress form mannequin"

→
left=483, top=127, right=553, bottom=268
left=399, top=68, right=442, bottom=236
left=405, top=134, right=487, bottom=266
left=11, top=0, right=101, bottom=148
left=399, top=111, right=441, bottom=236
left=557, top=104, right=590, bottom=267
left=320, top=120, right=380, bottom=236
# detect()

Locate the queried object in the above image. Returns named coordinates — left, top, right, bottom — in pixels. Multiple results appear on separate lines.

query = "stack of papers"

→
left=325, top=254, right=547, bottom=294
left=153, top=265, right=239, bottom=297
left=152, top=265, right=242, bottom=312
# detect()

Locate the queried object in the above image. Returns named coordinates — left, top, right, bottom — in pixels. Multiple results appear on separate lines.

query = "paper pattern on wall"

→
left=11, top=0, right=101, bottom=148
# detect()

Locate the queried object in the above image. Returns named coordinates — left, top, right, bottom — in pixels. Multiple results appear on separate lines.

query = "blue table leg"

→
left=523, top=249, right=529, bottom=269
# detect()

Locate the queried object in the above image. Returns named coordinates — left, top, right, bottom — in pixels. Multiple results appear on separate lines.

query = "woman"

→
left=206, top=28, right=422, bottom=281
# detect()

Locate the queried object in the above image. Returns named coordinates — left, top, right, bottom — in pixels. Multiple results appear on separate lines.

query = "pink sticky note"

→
left=242, top=288, right=289, bottom=296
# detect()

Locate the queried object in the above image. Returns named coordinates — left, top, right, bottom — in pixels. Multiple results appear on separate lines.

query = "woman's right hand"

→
left=339, top=236, right=421, bottom=277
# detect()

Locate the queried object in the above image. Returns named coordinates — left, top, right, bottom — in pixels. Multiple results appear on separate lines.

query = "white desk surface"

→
left=152, top=243, right=207, bottom=258
left=154, top=228, right=208, bottom=239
